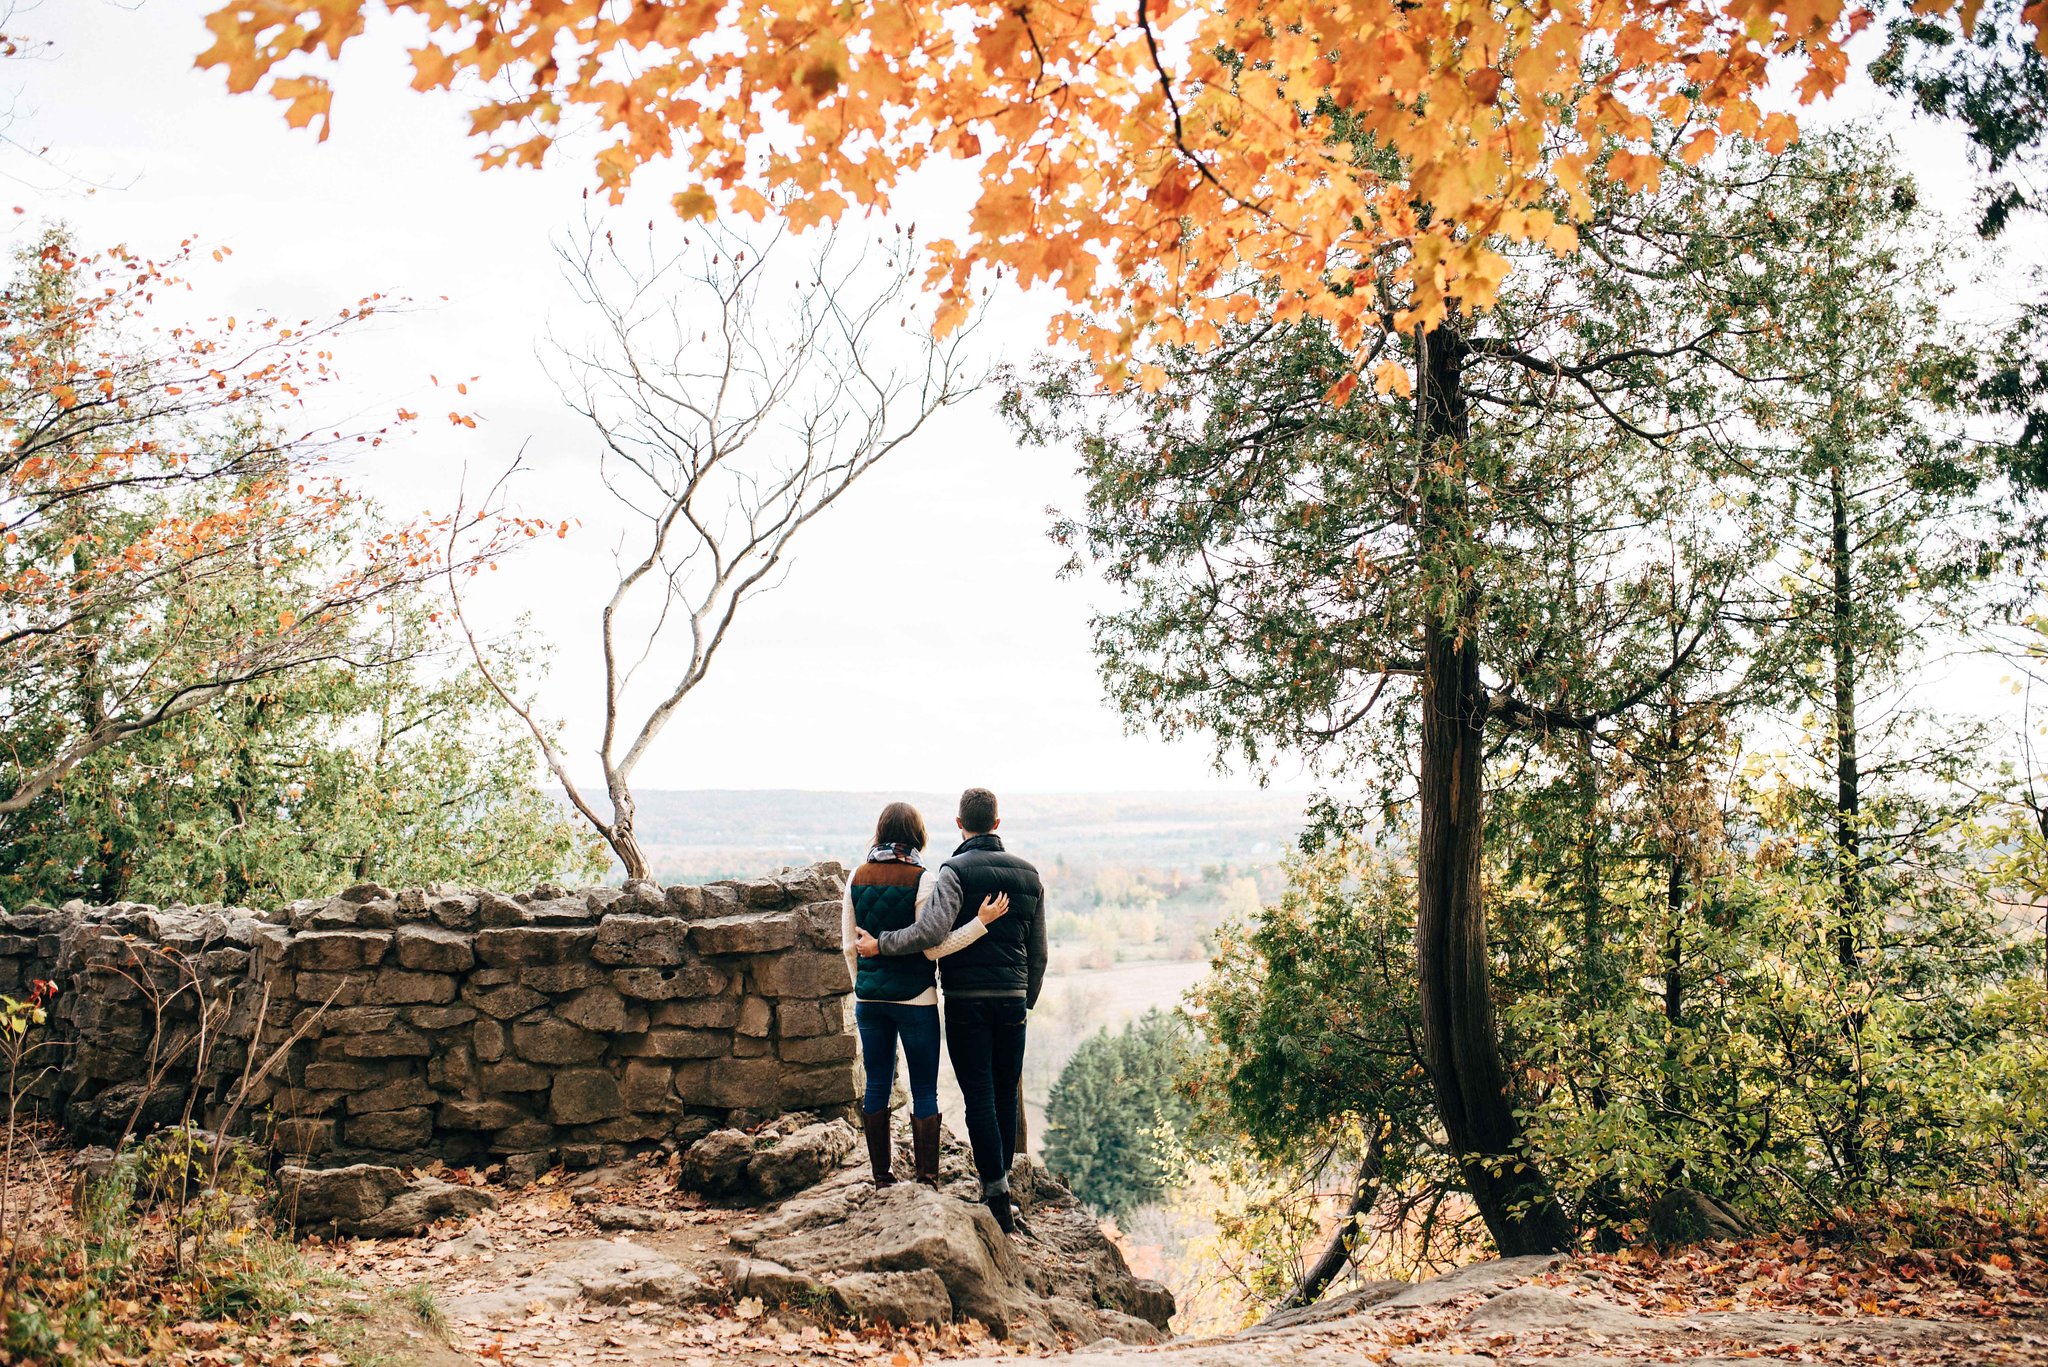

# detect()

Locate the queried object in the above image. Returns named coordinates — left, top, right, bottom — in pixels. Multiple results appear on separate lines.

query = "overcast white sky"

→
left=7, top=1, right=2035, bottom=796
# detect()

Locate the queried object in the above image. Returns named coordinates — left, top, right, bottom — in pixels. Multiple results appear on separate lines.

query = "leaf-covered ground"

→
left=1059, top=1210, right=2048, bottom=1367
left=0, top=1121, right=460, bottom=1367
left=1562, top=1209, right=2048, bottom=1326
left=319, top=1157, right=2048, bottom=1367
left=9, top=1124, right=2048, bottom=1366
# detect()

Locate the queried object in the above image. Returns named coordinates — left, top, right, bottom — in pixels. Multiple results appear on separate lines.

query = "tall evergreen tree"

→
left=1043, top=1011, right=1194, bottom=1222
left=1171, top=134, right=2040, bottom=1291
left=1009, top=130, right=1795, bottom=1253
left=1713, top=132, right=2018, bottom=1199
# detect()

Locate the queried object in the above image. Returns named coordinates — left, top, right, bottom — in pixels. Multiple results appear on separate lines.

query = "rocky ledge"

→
left=1050, top=1253, right=2013, bottom=1367
left=280, top=1111, right=1174, bottom=1349
left=722, top=1139, right=1173, bottom=1343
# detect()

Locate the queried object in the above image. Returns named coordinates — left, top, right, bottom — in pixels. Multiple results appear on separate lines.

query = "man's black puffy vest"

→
left=850, top=859, right=936, bottom=1001
left=937, top=834, right=1042, bottom=997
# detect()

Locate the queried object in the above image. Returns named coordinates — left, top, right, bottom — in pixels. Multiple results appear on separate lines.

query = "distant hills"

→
left=621, top=789, right=1308, bottom=882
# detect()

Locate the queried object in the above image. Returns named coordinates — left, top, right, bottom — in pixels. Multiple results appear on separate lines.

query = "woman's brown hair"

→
left=872, top=801, right=928, bottom=851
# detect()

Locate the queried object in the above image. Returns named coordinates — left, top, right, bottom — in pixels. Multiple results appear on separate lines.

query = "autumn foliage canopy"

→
left=194, top=0, right=2041, bottom=380
left=0, top=233, right=535, bottom=819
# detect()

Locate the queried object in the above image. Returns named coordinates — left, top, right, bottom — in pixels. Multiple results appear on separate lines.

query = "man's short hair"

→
left=958, top=787, right=998, bottom=834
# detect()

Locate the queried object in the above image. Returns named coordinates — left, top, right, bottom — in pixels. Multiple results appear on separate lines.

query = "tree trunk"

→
left=1412, top=325, right=1572, bottom=1256
left=1576, top=732, right=1610, bottom=1113
left=225, top=692, right=271, bottom=905
left=1828, top=461, right=1869, bottom=1186
left=1279, top=1125, right=1386, bottom=1310
left=607, top=780, right=651, bottom=881
left=1829, top=464, right=1862, bottom=964
left=1660, top=696, right=1686, bottom=1138
left=1577, top=734, right=1603, bottom=996
left=68, top=536, right=133, bottom=903
left=1661, top=850, right=1686, bottom=1125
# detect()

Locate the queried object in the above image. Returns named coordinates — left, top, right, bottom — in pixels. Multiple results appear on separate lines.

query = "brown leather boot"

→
left=910, top=1113, right=941, bottom=1187
left=862, top=1109, right=896, bottom=1187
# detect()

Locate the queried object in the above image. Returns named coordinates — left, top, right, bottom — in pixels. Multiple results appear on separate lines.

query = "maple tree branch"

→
left=1135, top=0, right=1252, bottom=218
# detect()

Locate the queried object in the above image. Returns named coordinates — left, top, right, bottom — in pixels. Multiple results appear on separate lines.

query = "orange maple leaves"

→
left=195, top=0, right=2043, bottom=362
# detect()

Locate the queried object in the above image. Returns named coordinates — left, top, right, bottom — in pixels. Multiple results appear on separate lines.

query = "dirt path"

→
left=1046, top=1252, right=2048, bottom=1366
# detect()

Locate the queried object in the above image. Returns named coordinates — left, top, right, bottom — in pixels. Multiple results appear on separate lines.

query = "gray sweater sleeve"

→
left=877, top=864, right=961, bottom=955
left=1025, top=889, right=1049, bottom=1009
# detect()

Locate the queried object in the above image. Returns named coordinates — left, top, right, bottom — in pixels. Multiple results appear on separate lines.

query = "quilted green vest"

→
left=850, top=859, right=935, bottom=1000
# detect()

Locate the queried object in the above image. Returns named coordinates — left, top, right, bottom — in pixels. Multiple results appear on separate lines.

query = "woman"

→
left=842, top=801, right=1008, bottom=1187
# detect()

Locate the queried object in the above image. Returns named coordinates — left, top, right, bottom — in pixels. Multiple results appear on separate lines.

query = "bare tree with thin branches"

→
left=454, top=217, right=982, bottom=879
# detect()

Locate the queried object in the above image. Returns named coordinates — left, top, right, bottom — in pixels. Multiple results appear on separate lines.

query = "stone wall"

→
left=0, top=863, right=856, bottom=1178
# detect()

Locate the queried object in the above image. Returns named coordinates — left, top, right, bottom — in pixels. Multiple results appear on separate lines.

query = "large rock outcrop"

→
left=346, top=1115, right=1175, bottom=1348
left=677, top=1117, right=861, bottom=1199
left=442, top=1240, right=716, bottom=1320
left=721, top=1119, right=1174, bottom=1345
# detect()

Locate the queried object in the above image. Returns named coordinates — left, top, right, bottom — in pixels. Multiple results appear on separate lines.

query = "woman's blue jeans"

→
left=854, top=998, right=941, bottom=1116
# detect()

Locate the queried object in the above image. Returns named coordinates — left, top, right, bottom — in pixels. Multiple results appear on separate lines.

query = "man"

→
left=856, top=787, right=1046, bottom=1233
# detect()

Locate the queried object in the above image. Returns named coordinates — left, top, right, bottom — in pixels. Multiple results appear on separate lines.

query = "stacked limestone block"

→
left=0, top=902, right=274, bottom=1137
left=0, top=863, right=856, bottom=1177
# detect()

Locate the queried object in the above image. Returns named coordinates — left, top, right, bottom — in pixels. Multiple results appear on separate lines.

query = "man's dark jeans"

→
left=944, top=996, right=1027, bottom=1195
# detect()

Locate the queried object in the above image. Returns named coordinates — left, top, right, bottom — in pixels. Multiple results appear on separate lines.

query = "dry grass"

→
left=0, top=1118, right=453, bottom=1366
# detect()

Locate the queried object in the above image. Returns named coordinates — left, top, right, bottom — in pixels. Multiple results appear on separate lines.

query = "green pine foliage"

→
left=1043, top=1010, right=1194, bottom=1222
left=1873, top=0, right=2047, bottom=238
